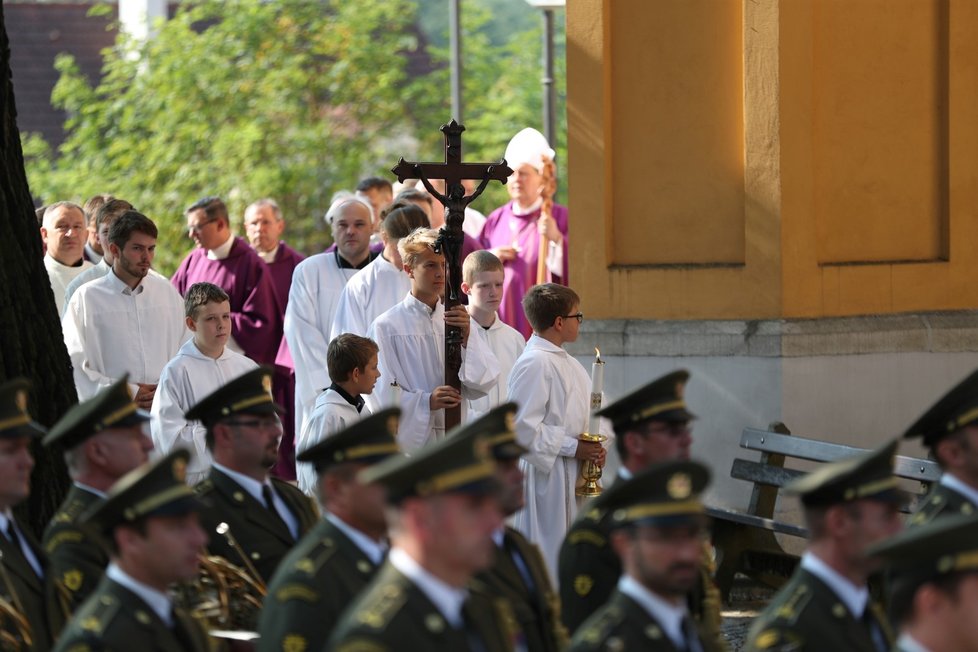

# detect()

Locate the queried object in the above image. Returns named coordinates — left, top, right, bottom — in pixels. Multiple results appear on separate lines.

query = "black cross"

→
left=391, top=120, right=512, bottom=430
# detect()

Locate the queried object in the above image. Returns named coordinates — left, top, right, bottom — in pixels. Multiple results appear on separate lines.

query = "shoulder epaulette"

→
left=75, top=592, right=122, bottom=636
left=772, top=583, right=812, bottom=625
left=299, top=537, right=340, bottom=575
left=194, top=479, right=214, bottom=495
left=750, top=627, right=804, bottom=651
left=574, top=602, right=625, bottom=647
left=353, top=579, right=409, bottom=632
left=334, top=637, right=390, bottom=652
left=44, top=527, right=86, bottom=554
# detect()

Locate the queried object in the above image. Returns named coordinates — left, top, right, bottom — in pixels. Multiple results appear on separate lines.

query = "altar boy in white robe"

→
left=508, top=283, right=610, bottom=578
left=365, top=227, right=499, bottom=451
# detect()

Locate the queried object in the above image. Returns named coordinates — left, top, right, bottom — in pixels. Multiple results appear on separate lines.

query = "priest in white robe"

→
left=365, top=228, right=499, bottom=452
left=284, top=196, right=376, bottom=436
left=330, top=201, right=429, bottom=339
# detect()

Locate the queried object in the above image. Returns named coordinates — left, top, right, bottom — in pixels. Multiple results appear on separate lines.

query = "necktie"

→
left=261, top=485, right=292, bottom=539
left=861, top=604, right=889, bottom=652
left=461, top=599, right=489, bottom=652
left=503, top=534, right=537, bottom=595
left=5, top=521, right=40, bottom=578
left=680, top=615, right=704, bottom=652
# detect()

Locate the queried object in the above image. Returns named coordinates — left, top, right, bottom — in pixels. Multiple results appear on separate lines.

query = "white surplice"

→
left=465, top=316, right=526, bottom=421
left=330, top=254, right=410, bottom=339
left=508, top=334, right=610, bottom=578
left=45, top=255, right=93, bottom=315
left=284, top=252, right=359, bottom=438
left=365, top=294, right=500, bottom=452
left=62, top=270, right=189, bottom=401
left=150, top=339, right=258, bottom=484
left=295, top=389, right=370, bottom=495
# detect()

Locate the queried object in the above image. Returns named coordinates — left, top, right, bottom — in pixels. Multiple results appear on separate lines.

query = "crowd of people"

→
left=8, top=125, right=978, bottom=651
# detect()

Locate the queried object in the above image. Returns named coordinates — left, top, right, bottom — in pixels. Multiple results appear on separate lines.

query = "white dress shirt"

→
left=106, top=562, right=172, bottom=626
left=325, top=513, right=386, bottom=565
left=212, top=462, right=299, bottom=539
left=801, top=551, right=869, bottom=618
left=388, top=547, right=467, bottom=628
left=619, top=574, right=693, bottom=650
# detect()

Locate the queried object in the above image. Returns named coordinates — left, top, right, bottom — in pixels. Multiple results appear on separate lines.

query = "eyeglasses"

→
left=187, top=219, right=218, bottom=234
left=560, top=312, right=584, bottom=324
left=226, top=418, right=282, bottom=431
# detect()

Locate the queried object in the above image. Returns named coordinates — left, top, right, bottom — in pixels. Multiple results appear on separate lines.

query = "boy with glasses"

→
left=508, top=283, right=610, bottom=577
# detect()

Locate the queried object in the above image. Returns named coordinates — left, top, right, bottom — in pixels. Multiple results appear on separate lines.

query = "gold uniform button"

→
left=831, top=603, right=847, bottom=618
left=251, top=551, right=261, bottom=560
left=356, top=560, right=372, bottom=574
left=233, top=491, right=245, bottom=502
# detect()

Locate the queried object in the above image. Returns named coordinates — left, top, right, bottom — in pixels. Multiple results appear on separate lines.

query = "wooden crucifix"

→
left=391, top=120, right=512, bottom=430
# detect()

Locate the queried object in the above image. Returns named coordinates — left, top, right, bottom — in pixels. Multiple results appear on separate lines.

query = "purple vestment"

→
left=479, top=202, right=569, bottom=339
left=171, top=236, right=283, bottom=366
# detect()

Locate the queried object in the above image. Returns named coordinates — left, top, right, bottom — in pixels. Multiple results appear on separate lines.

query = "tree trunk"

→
left=0, top=2, right=73, bottom=537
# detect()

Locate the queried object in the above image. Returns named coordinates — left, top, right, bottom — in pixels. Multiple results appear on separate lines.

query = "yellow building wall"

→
left=567, top=0, right=978, bottom=319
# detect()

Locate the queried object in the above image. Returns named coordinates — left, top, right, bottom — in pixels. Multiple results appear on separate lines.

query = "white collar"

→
left=104, top=269, right=145, bottom=295
left=618, top=574, right=690, bottom=648
left=388, top=547, right=467, bottom=628
left=255, top=242, right=280, bottom=264
left=526, top=333, right=566, bottom=355
left=895, top=633, right=932, bottom=652
left=73, top=482, right=108, bottom=499
left=207, top=234, right=235, bottom=260
left=403, top=293, right=443, bottom=318
left=0, top=510, right=14, bottom=533
left=181, top=338, right=235, bottom=362
left=106, top=562, right=173, bottom=626
left=325, top=513, right=386, bottom=565
left=212, top=462, right=267, bottom=504
left=801, top=551, right=869, bottom=618
left=491, top=528, right=505, bottom=548
left=511, top=197, right=543, bottom=216
left=939, top=473, right=978, bottom=507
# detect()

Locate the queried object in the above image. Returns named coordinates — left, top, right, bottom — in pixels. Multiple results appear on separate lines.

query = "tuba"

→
left=173, top=522, right=266, bottom=632
left=0, top=551, right=32, bottom=651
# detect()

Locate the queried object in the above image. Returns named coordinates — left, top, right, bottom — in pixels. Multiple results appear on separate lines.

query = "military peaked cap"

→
left=868, top=514, right=978, bottom=585
left=595, top=460, right=710, bottom=529
left=43, top=375, right=148, bottom=449
left=0, top=378, right=45, bottom=439
left=787, top=438, right=902, bottom=508
left=595, top=370, right=695, bottom=431
left=297, top=407, right=402, bottom=474
left=184, top=366, right=282, bottom=424
left=902, top=368, right=978, bottom=447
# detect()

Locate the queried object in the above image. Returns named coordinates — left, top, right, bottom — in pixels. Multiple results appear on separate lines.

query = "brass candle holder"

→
left=576, top=432, right=608, bottom=497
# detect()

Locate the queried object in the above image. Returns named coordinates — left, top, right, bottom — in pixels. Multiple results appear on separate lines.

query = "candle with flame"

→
left=390, top=378, right=402, bottom=408
left=588, top=348, right=604, bottom=434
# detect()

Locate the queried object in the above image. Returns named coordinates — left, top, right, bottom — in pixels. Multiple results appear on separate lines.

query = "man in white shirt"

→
left=365, top=228, right=498, bottom=451
left=330, top=201, right=429, bottom=340
left=328, top=412, right=515, bottom=650
left=41, top=201, right=93, bottom=314
left=63, top=198, right=136, bottom=313
left=868, top=514, right=978, bottom=652
left=62, top=211, right=189, bottom=408
left=53, top=450, right=211, bottom=650
left=259, top=408, right=401, bottom=651
left=285, top=196, right=377, bottom=438
left=568, top=461, right=717, bottom=652
left=746, top=440, right=904, bottom=652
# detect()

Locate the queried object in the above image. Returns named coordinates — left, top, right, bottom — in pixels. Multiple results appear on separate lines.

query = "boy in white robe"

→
left=508, top=283, right=610, bottom=578
left=365, top=228, right=499, bottom=451
left=462, top=251, right=526, bottom=421
left=330, top=201, right=430, bottom=340
left=151, top=282, right=257, bottom=484
left=296, top=334, right=380, bottom=495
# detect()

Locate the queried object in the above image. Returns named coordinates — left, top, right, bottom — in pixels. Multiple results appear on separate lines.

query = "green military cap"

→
left=594, top=370, right=695, bottom=431
left=359, top=418, right=497, bottom=503
left=868, top=514, right=978, bottom=585
left=787, top=438, right=902, bottom=508
left=297, top=407, right=402, bottom=474
left=43, top=375, right=148, bottom=450
left=0, top=378, right=46, bottom=439
left=472, top=402, right=526, bottom=460
left=593, top=460, right=710, bottom=529
left=902, top=368, right=978, bottom=447
left=184, top=366, right=282, bottom=425
left=82, top=450, right=201, bottom=534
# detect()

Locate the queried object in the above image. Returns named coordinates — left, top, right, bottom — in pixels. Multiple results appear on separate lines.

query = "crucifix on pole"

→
left=391, top=120, right=512, bottom=430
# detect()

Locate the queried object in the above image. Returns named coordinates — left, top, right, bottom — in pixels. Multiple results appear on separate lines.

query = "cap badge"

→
left=14, top=390, right=27, bottom=414
left=387, top=415, right=399, bottom=436
left=474, top=437, right=490, bottom=461
left=505, top=411, right=516, bottom=433
left=261, top=374, right=273, bottom=396
left=675, top=380, right=685, bottom=399
left=667, top=472, right=692, bottom=499
left=172, top=457, right=187, bottom=483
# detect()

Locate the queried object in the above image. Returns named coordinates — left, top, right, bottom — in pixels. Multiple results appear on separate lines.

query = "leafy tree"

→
left=24, top=0, right=426, bottom=274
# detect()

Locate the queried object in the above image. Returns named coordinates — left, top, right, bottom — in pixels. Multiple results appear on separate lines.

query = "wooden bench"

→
left=707, top=422, right=941, bottom=601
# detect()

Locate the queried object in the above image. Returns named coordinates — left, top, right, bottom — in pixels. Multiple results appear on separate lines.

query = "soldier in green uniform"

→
left=476, top=403, right=568, bottom=652
left=568, top=460, right=721, bottom=652
left=188, top=367, right=318, bottom=584
left=0, top=378, right=52, bottom=651
left=745, top=440, right=905, bottom=652
left=53, top=450, right=211, bottom=651
left=559, top=370, right=722, bottom=643
left=41, top=375, right=153, bottom=636
left=902, top=368, right=978, bottom=525
left=257, top=407, right=401, bottom=652
left=328, top=413, right=520, bottom=652
left=867, top=513, right=978, bottom=651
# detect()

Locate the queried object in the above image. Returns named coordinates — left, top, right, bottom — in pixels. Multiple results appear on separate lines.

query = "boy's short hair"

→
left=356, top=177, right=393, bottom=193
left=83, top=194, right=113, bottom=224
left=462, top=250, right=504, bottom=286
left=108, top=210, right=158, bottom=249
left=184, top=282, right=230, bottom=320
left=522, top=283, right=580, bottom=333
left=94, top=198, right=135, bottom=230
left=397, top=227, right=439, bottom=270
left=381, top=201, right=430, bottom=240
left=395, top=188, right=434, bottom=208
left=327, top=334, right=379, bottom=382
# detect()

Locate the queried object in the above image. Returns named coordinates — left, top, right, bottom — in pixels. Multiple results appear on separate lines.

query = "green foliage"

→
left=23, top=0, right=568, bottom=273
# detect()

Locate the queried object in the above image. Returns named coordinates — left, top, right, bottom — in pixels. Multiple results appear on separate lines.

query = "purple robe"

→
left=265, top=241, right=305, bottom=482
left=171, top=236, right=283, bottom=366
left=479, top=202, right=569, bottom=339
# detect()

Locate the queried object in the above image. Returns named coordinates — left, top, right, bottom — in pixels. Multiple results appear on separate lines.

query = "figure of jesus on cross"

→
left=391, top=120, right=512, bottom=430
